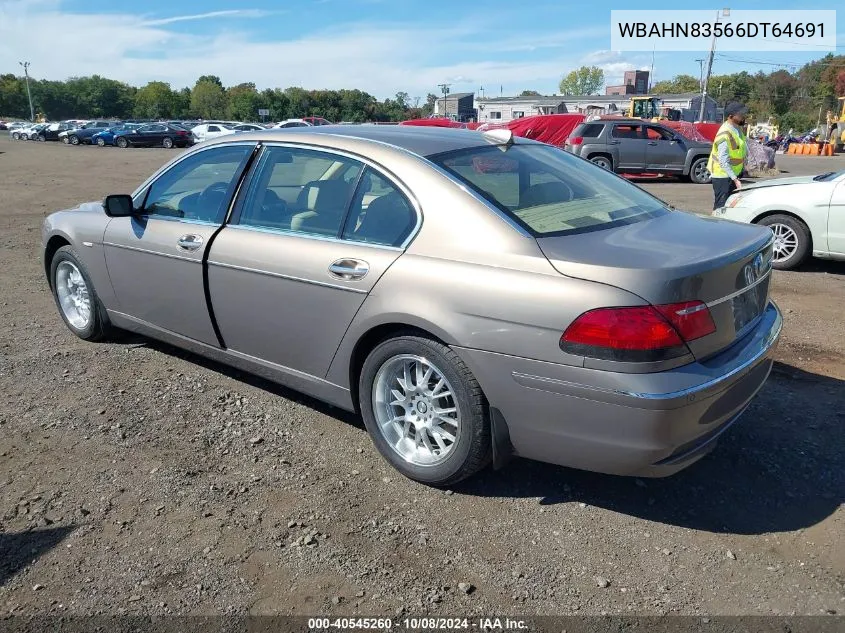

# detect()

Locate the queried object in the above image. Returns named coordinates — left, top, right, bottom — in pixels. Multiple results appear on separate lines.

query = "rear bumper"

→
left=454, top=301, right=782, bottom=477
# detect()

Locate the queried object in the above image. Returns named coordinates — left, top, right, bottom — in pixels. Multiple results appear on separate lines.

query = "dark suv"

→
left=565, top=119, right=712, bottom=184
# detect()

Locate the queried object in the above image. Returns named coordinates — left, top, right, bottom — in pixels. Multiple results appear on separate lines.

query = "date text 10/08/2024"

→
left=307, top=617, right=529, bottom=630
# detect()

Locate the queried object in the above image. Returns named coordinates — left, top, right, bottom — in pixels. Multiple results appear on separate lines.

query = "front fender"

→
left=42, top=205, right=117, bottom=308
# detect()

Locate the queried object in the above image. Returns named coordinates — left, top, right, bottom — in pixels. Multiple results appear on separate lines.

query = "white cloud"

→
left=140, top=10, right=274, bottom=27
left=581, top=50, right=622, bottom=64
left=0, top=1, right=619, bottom=98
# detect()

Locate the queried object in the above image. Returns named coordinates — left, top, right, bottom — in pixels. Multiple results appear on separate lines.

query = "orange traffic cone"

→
left=823, top=143, right=834, bottom=156
left=787, top=143, right=796, bottom=154
left=809, top=143, right=820, bottom=155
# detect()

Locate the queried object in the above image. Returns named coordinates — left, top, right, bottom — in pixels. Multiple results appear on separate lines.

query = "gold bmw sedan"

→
left=42, top=125, right=782, bottom=486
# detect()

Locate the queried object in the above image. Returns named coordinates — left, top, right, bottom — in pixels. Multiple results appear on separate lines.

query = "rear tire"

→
left=688, top=157, right=711, bottom=184
left=50, top=245, right=115, bottom=342
left=12, top=132, right=20, bottom=140
left=61, top=136, right=70, bottom=144
left=757, top=214, right=810, bottom=271
left=37, top=134, right=46, bottom=142
left=358, top=334, right=491, bottom=487
left=69, top=135, right=79, bottom=146
left=116, top=137, right=128, bottom=148
left=96, top=137, right=105, bottom=147
left=589, top=155, right=612, bottom=170
left=162, top=137, right=173, bottom=149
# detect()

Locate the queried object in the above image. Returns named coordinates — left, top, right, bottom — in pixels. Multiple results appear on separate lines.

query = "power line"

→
left=714, top=53, right=845, bottom=68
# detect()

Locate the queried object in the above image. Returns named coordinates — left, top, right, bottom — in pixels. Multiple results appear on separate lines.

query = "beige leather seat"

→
left=290, top=180, right=351, bottom=235
left=353, top=193, right=415, bottom=246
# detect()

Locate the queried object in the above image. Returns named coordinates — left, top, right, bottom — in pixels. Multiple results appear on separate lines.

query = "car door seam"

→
left=203, top=142, right=264, bottom=349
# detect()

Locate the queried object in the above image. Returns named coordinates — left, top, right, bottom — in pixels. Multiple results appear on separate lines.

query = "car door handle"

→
left=647, top=141, right=658, bottom=145
left=608, top=140, right=620, bottom=144
left=328, top=259, right=369, bottom=280
left=177, top=234, right=203, bottom=251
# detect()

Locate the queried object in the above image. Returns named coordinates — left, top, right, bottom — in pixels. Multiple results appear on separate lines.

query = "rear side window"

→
left=576, top=123, right=604, bottom=138
left=341, top=168, right=416, bottom=247
left=432, top=144, right=667, bottom=237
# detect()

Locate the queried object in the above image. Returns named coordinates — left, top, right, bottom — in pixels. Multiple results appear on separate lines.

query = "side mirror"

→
left=103, top=194, right=135, bottom=217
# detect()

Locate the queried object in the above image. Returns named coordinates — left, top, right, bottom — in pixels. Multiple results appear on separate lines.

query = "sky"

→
left=1, top=0, right=843, bottom=99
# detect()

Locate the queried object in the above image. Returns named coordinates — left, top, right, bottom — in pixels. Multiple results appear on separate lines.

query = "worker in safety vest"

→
left=708, top=102, right=749, bottom=210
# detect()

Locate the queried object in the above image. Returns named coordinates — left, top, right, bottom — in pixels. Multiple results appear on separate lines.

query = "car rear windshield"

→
left=431, top=144, right=668, bottom=237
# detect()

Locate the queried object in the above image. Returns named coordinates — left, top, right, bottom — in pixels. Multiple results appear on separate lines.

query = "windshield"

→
left=431, top=144, right=669, bottom=236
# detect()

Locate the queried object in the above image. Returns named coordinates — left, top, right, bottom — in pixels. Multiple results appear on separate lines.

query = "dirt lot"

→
left=0, top=136, right=843, bottom=618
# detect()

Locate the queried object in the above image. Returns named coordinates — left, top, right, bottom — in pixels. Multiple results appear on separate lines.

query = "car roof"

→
left=204, top=124, right=533, bottom=158
left=585, top=118, right=664, bottom=126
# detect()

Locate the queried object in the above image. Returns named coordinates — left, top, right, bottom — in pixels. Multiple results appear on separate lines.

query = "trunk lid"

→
left=537, top=210, right=774, bottom=360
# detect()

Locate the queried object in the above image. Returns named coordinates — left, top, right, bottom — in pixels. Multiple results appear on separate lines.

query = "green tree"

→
left=134, top=81, right=177, bottom=118
left=0, top=74, right=30, bottom=118
left=284, top=87, right=311, bottom=118
left=33, top=80, right=74, bottom=119
left=191, top=79, right=226, bottom=119
left=197, top=75, right=223, bottom=88
left=421, top=93, right=438, bottom=116
left=174, top=87, right=192, bottom=118
left=261, top=88, right=290, bottom=121
left=558, top=66, right=604, bottom=95
left=226, top=82, right=260, bottom=121
left=651, top=74, right=701, bottom=94
left=520, top=90, right=541, bottom=96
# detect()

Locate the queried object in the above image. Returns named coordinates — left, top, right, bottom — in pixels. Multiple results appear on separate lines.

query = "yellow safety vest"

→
left=707, top=122, right=747, bottom=178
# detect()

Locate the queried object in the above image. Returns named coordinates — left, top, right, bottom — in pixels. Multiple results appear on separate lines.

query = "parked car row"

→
left=8, top=117, right=336, bottom=148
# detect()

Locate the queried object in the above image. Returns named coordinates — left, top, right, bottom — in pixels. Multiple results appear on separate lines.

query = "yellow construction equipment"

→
left=627, top=96, right=681, bottom=122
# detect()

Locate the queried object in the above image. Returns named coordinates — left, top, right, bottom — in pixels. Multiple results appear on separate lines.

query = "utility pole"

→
left=649, top=46, right=655, bottom=92
left=698, top=9, right=728, bottom=122
left=437, top=83, right=451, bottom=119
left=19, top=61, right=35, bottom=122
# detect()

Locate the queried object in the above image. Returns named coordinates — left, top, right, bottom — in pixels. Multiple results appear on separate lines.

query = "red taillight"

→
left=567, top=136, right=584, bottom=145
left=561, top=301, right=715, bottom=362
left=653, top=301, right=716, bottom=342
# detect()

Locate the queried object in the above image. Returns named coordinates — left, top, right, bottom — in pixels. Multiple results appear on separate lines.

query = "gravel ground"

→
left=0, top=137, right=843, bottom=618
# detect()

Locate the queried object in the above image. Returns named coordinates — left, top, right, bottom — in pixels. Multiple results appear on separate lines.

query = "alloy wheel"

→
left=372, top=354, right=461, bottom=467
left=771, top=223, right=799, bottom=263
left=55, top=261, right=91, bottom=330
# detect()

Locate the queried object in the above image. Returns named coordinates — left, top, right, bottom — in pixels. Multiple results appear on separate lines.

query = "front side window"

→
left=141, top=144, right=254, bottom=223
left=432, top=144, right=668, bottom=237
left=341, top=168, right=416, bottom=247
left=237, top=146, right=362, bottom=236
left=611, top=124, right=642, bottom=139
left=645, top=126, right=674, bottom=141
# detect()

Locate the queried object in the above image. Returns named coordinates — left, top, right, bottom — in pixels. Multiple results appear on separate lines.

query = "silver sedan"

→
left=42, top=126, right=782, bottom=485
